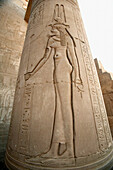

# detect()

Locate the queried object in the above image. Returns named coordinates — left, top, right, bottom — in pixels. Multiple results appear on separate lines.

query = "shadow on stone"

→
left=0, top=160, right=8, bottom=170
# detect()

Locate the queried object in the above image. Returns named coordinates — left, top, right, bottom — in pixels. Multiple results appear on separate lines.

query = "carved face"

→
left=52, top=24, right=67, bottom=36
left=51, top=26, right=59, bottom=34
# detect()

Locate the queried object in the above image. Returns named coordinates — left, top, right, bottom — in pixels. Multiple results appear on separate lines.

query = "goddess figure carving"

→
left=5, top=1, right=113, bottom=170
left=24, top=4, right=83, bottom=162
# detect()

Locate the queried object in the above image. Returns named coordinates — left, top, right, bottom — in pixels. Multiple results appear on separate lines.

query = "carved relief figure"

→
left=0, top=89, right=14, bottom=123
left=24, top=4, right=83, bottom=162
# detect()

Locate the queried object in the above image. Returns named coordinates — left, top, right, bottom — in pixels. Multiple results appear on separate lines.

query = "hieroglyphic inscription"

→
left=18, top=85, right=33, bottom=153
left=80, top=4, right=112, bottom=145
left=73, top=7, right=112, bottom=150
left=81, top=43, right=107, bottom=150
left=28, top=3, right=44, bottom=30
left=88, top=46, right=112, bottom=146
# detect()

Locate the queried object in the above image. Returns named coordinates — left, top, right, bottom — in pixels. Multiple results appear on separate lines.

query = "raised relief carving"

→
left=73, top=8, right=112, bottom=149
left=18, top=85, right=33, bottom=153
left=81, top=43, right=108, bottom=150
left=87, top=44, right=112, bottom=146
left=0, top=88, right=14, bottom=123
left=24, top=4, right=83, bottom=164
left=5, top=1, right=113, bottom=170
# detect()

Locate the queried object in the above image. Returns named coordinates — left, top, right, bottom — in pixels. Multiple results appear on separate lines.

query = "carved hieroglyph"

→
left=6, top=0, right=113, bottom=169
left=95, top=58, right=113, bottom=137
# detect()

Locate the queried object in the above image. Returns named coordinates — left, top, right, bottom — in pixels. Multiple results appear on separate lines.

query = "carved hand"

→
left=24, top=72, right=32, bottom=81
left=77, top=83, right=84, bottom=92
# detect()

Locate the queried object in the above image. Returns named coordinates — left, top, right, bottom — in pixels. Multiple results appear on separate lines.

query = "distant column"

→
left=5, top=0, right=113, bottom=169
left=0, top=0, right=27, bottom=162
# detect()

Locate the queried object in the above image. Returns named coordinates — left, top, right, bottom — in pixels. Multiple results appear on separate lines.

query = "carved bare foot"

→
left=26, top=143, right=59, bottom=163
left=59, top=142, right=74, bottom=158
left=25, top=151, right=53, bottom=163
left=26, top=143, right=74, bottom=164
left=42, top=157, right=76, bottom=167
left=26, top=156, right=75, bottom=167
left=24, top=72, right=32, bottom=81
left=58, top=149, right=74, bottom=158
left=41, top=143, right=59, bottom=158
left=41, top=150, right=56, bottom=158
left=25, top=151, right=55, bottom=164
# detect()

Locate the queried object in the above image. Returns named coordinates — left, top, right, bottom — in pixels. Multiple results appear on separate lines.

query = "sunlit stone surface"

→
left=5, top=0, right=113, bottom=169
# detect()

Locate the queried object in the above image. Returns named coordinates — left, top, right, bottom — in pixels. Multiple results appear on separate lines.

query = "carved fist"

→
left=77, top=83, right=84, bottom=92
left=24, top=73, right=32, bottom=81
left=76, top=79, right=84, bottom=92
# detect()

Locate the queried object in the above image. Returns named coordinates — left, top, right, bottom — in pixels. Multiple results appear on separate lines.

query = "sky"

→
left=78, top=0, right=113, bottom=73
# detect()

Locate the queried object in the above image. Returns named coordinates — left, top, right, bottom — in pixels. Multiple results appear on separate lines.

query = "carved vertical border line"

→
left=81, top=42, right=107, bottom=150
left=18, top=84, right=33, bottom=154
left=77, top=5, right=112, bottom=146
left=87, top=43, right=112, bottom=146
left=72, top=7, right=112, bottom=150
left=75, top=6, right=112, bottom=147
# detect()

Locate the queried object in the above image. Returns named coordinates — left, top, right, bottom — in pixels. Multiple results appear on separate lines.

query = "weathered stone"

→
left=6, top=0, right=113, bottom=169
left=95, top=58, right=113, bottom=138
left=0, top=0, right=27, bottom=162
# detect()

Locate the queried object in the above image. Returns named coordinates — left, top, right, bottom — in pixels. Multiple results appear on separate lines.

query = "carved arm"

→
left=24, top=44, right=52, bottom=81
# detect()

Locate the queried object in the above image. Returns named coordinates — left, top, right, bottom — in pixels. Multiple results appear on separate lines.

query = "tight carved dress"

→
left=47, top=25, right=75, bottom=158
left=25, top=24, right=79, bottom=159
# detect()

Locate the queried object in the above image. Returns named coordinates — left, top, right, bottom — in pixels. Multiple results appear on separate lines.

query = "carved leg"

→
left=56, top=82, right=74, bottom=158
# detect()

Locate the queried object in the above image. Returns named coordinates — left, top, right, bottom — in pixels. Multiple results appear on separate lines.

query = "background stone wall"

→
left=95, top=58, right=113, bottom=138
left=0, top=0, right=27, bottom=162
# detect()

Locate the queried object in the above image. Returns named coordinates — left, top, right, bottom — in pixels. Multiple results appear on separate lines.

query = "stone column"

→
left=0, top=0, right=27, bottom=162
left=5, top=0, right=113, bottom=169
